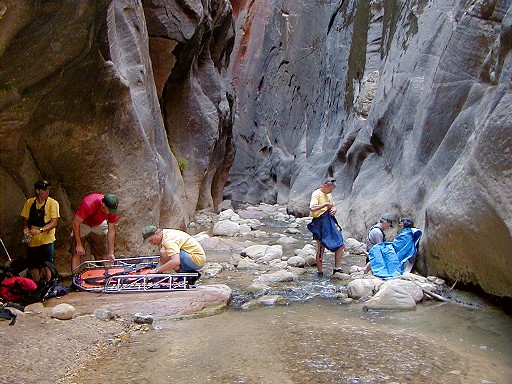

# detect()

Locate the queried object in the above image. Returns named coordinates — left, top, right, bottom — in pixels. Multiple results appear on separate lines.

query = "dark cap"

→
left=381, top=216, right=393, bottom=227
left=324, top=178, right=336, bottom=185
left=34, top=180, right=51, bottom=190
left=102, top=194, right=119, bottom=214
left=142, top=225, right=158, bottom=243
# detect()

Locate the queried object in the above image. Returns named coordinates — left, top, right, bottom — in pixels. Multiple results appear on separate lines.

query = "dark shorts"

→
left=26, top=243, right=54, bottom=269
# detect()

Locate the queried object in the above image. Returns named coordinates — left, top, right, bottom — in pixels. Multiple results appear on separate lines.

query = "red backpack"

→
left=0, top=276, right=38, bottom=302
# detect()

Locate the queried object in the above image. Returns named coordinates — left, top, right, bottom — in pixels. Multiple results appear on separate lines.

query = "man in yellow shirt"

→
left=309, top=178, right=344, bottom=276
left=142, top=226, right=206, bottom=274
left=20, top=180, right=60, bottom=283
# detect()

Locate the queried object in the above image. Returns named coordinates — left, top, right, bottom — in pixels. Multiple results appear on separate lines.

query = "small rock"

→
left=133, top=313, right=154, bottom=325
left=51, top=303, right=76, bottom=320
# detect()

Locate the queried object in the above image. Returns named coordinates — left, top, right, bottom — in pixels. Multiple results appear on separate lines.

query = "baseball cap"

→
left=34, top=180, right=51, bottom=190
left=142, top=225, right=158, bottom=243
left=102, top=194, right=119, bottom=214
left=381, top=216, right=393, bottom=227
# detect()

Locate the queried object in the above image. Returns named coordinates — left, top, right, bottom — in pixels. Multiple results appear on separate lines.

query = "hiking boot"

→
left=332, top=268, right=344, bottom=275
left=187, top=272, right=201, bottom=286
left=316, top=271, right=324, bottom=277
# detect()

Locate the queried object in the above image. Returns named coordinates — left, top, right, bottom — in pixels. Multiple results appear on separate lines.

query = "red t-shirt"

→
left=75, top=193, right=119, bottom=227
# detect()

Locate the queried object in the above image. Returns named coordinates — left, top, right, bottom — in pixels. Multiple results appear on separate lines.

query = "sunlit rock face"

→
left=0, top=0, right=234, bottom=260
left=226, top=0, right=511, bottom=297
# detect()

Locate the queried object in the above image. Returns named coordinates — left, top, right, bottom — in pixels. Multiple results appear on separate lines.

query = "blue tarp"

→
left=369, top=227, right=422, bottom=279
left=307, top=211, right=344, bottom=252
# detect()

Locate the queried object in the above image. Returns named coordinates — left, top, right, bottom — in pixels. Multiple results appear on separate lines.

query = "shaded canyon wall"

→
left=226, top=0, right=512, bottom=297
left=0, top=0, right=235, bottom=263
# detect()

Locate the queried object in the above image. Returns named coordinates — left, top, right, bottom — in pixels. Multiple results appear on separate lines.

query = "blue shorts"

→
left=176, top=250, right=202, bottom=272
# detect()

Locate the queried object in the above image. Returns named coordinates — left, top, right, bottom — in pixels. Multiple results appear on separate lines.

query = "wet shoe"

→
left=316, top=271, right=324, bottom=277
left=332, top=268, right=344, bottom=275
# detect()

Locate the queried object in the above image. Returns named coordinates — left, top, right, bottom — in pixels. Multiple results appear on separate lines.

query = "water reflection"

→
left=72, top=299, right=512, bottom=384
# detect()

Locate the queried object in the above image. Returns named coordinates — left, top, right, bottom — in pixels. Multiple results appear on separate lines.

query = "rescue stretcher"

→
left=72, top=256, right=200, bottom=293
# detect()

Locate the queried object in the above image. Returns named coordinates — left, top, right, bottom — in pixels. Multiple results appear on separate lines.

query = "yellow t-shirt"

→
left=20, top=197, right=60, bottom=247
left=162, top=229, right=206, bottom=267
left=309, top=189, right=333, bottom=219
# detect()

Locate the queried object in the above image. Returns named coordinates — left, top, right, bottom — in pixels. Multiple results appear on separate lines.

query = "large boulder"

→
left=0, top=0, right=235, bottom=269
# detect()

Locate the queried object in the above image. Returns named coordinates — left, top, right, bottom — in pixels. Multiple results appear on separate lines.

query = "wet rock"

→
left=245, top=282, right=271, bottom=294
left=258, top=295, right=286, bottom=306
left=255, top=270, right=295, bottom=283
left=383, top=279, right=424, bottom=303
left=364, top=284, right=417, bottom=311
left=347, top=279, right=384, bottom=300
left=332, top=271, right=351, bottom=280
left=287, top=256, right=306, bottom=268
left=241, top=244, right=283, bottom=262
left=51, top=303, right=76, bottom=320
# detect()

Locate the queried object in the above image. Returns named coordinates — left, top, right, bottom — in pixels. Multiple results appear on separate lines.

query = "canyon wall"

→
left=226, top=0, right=512, bottom=297
left=0, top=0, right=234, bottom=263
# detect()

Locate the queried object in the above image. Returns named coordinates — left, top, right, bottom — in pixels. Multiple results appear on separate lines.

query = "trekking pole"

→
left=0, top=238, right=12, bottom=262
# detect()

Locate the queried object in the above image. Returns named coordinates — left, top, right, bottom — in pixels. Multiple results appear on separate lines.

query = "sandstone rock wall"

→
left=226, top=0, right=512, bottom=297
left=0, top=0, right=234, bottom=264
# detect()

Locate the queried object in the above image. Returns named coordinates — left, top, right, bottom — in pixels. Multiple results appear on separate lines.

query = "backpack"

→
left=0, top=276, right=37, bottom=302
left=20, top=262, right=68, bottom=305
left=0, top=261, right=67, bottom=305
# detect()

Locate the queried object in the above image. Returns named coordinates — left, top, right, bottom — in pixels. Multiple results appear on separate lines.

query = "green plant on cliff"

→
left=170, top=144, right=188, bottom=174
left=177, top=157, right=188, bottom=174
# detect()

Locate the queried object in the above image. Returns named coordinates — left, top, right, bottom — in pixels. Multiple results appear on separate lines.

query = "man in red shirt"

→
left=70, top=193, right=119, bottom=274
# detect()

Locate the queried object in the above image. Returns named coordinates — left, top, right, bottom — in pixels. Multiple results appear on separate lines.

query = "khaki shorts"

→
left=70, top=221, right=108, bottom=259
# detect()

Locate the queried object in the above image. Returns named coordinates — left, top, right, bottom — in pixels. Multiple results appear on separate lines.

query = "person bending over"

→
left=70, top=193, right=119, bottom=274
left=142, top=226, right=206, bottom=274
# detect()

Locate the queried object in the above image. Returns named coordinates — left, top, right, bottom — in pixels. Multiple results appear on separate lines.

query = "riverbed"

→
left=70, top=208, right=512, bottom=384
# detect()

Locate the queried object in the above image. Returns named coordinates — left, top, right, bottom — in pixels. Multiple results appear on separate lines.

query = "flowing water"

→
left=72, top=212, right=512, bottom=384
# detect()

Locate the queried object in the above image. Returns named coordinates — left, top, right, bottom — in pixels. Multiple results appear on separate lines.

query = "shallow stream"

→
left=73, top=211, right=512, bottom=384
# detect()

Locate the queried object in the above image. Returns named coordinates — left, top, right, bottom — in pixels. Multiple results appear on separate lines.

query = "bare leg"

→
left=29, top=268, right=40, bottom=283
left=315, top=240, right=325, bottom=274
left=334, top=246, right=344, bottom=269
left=70, top=253, right=81, bottom=274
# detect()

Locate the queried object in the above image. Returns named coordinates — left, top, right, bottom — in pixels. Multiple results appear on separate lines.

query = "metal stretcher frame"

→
left=73, top=256, right=200, bottom=293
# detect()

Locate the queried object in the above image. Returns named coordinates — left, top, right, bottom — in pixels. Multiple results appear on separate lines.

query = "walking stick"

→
left=0, top=238, right=12, bottom=262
